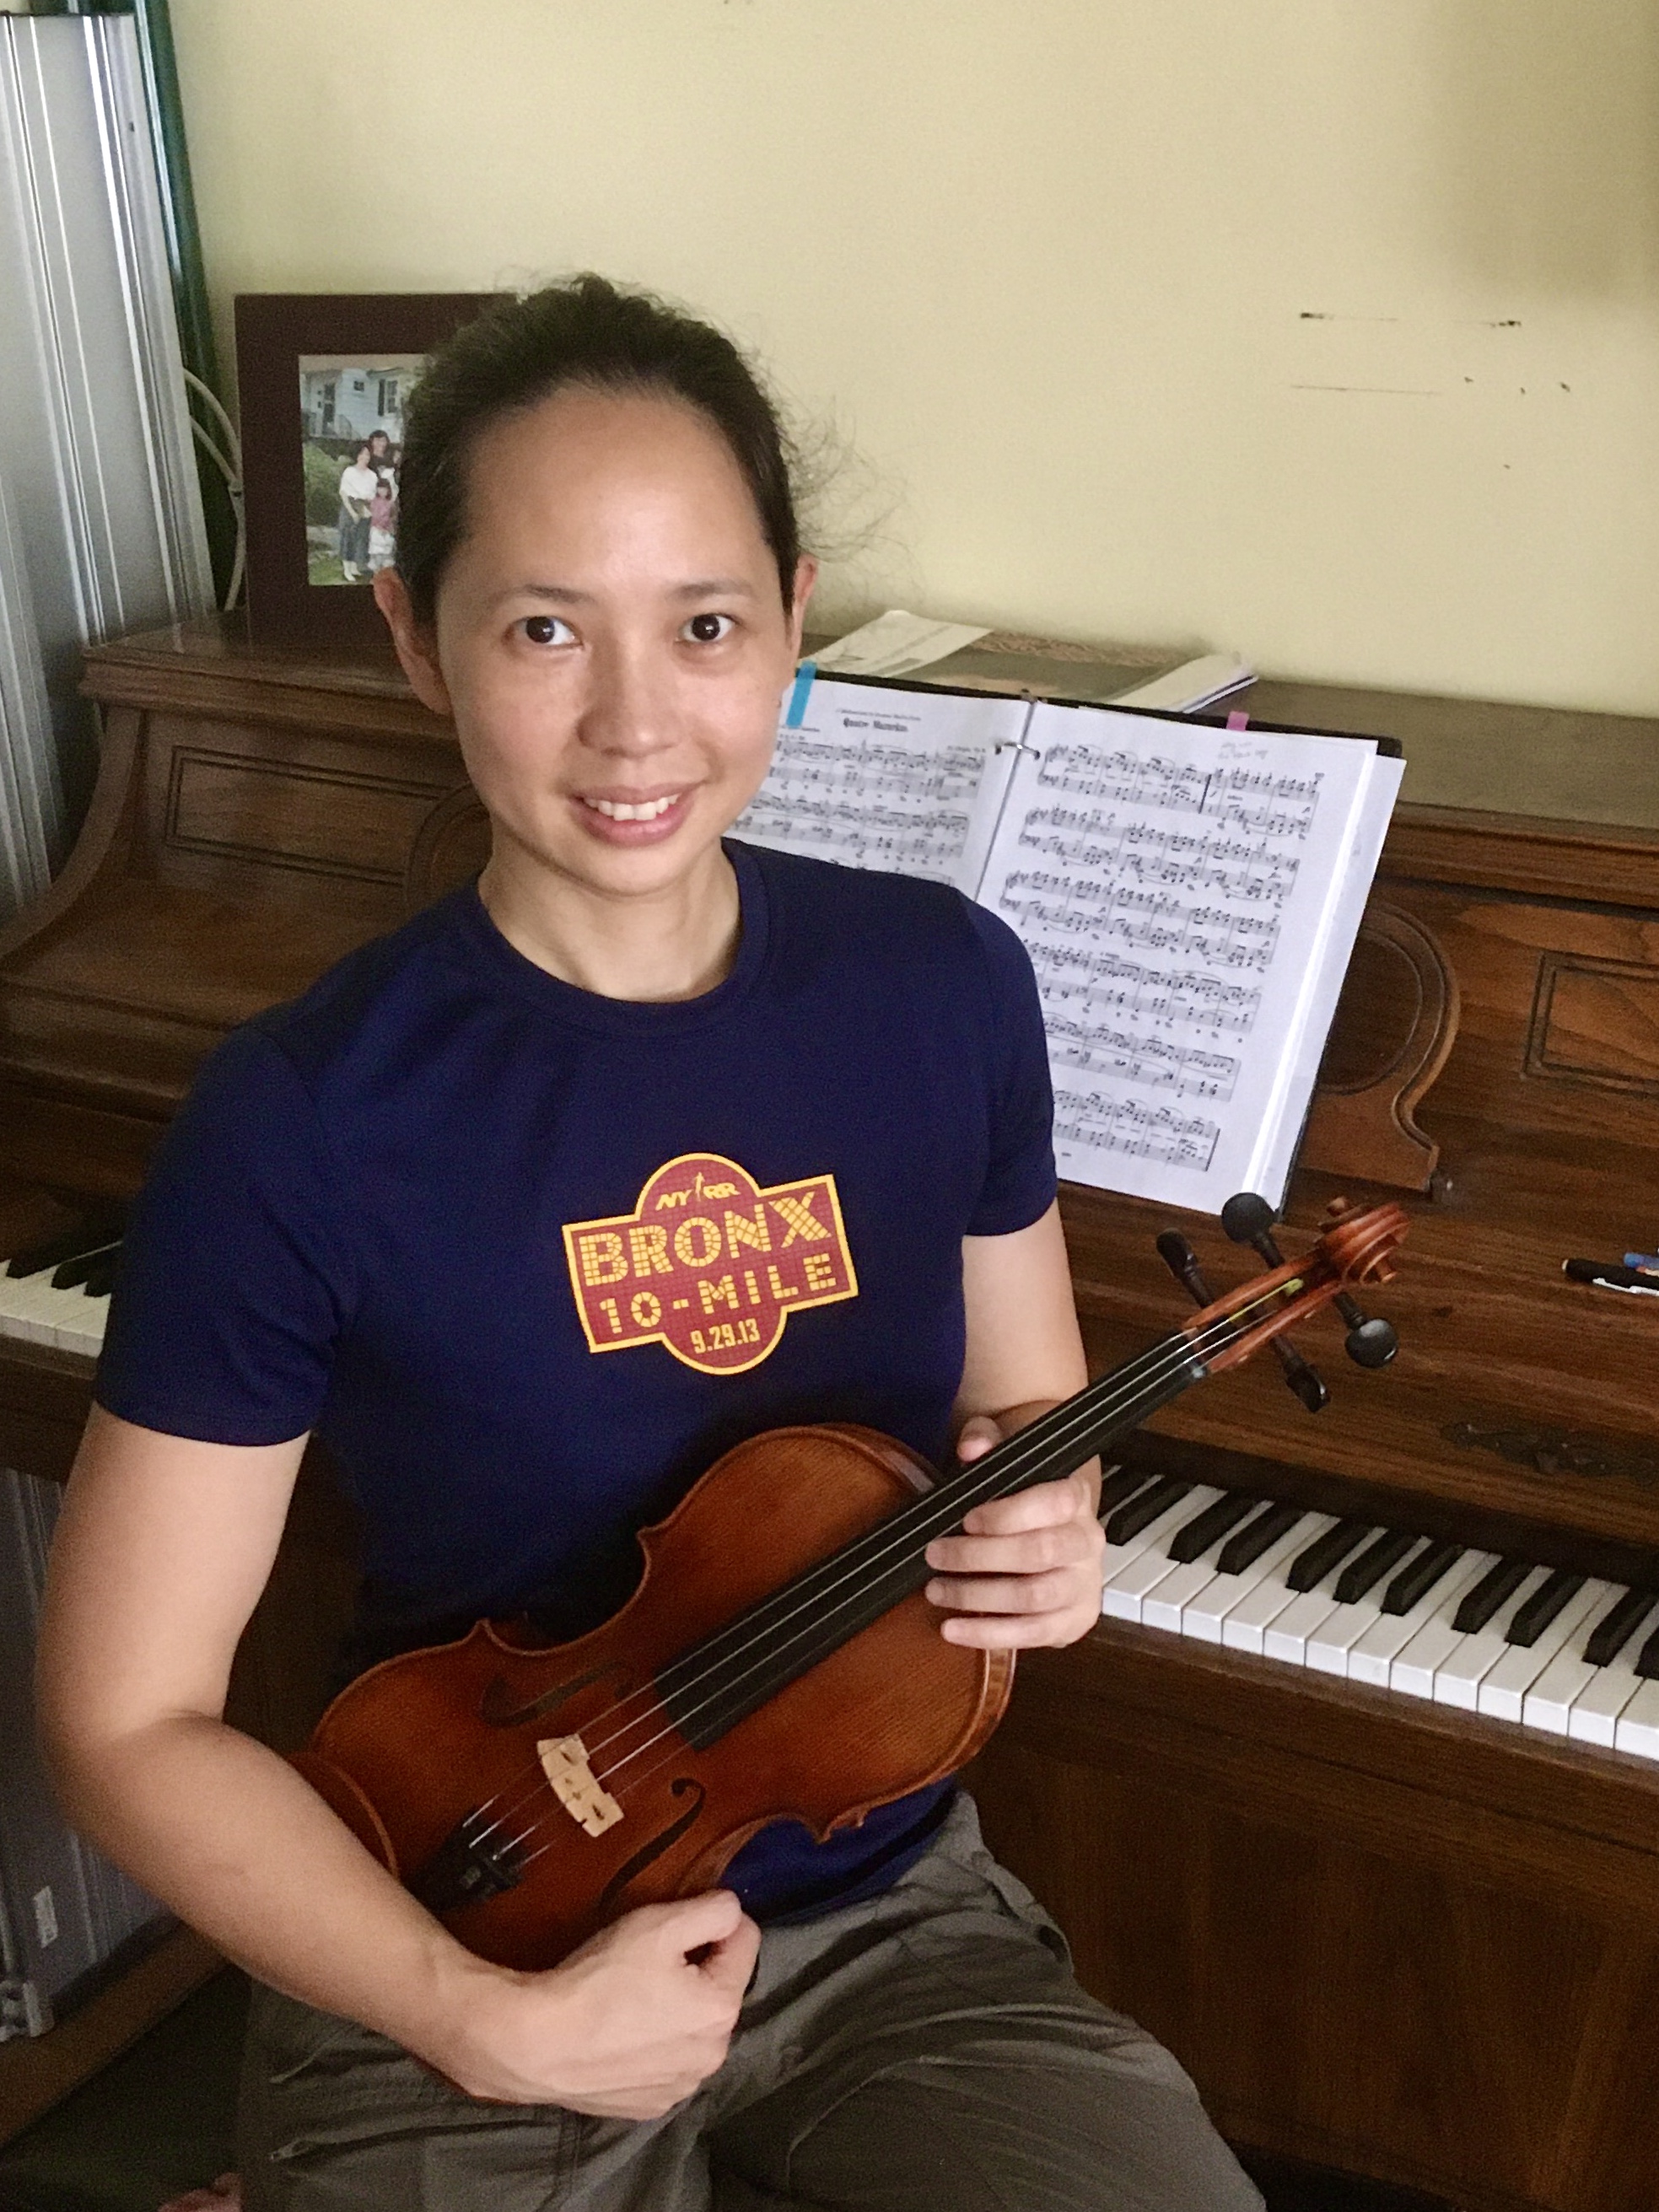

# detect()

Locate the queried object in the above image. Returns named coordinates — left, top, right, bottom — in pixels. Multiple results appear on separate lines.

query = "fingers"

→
left=956, top=1472, right=1092, bottom=1536
left=644, top=1886, right=746, bottom=1951
left=954, top=1414, right=1003, bottom=1463
left=924, top=1468, right=1104, bottom=1651
left=937, top=1603, right=1102, bottom=1650
left=928, top=1564, right=1085, bottom=1615
left=698, top=1910, right=762, bottom=1996
left=925, top=1519, right=1097, bottom=1577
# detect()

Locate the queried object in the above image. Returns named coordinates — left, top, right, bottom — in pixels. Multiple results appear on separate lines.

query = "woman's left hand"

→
left=923, top=1413, right=1106, bottom=1650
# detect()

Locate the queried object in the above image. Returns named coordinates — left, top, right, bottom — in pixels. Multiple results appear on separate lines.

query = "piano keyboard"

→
left=1099, top=1467, right=1659, bottom=1764
left=0, top=1233, right=116, bottom=1359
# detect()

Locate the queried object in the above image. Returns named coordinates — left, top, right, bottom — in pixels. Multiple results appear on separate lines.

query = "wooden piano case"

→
left=2, top=623, right=1656, bottom=2206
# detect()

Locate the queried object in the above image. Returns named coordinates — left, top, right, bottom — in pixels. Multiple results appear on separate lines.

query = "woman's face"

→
left=385, top=386, right=811, bottom=907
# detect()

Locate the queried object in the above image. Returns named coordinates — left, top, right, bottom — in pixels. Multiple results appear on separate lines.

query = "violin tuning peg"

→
left=1277, top=1337, right=1330, bottom=1413
left=1342, top=1313, right=1399, bottom=1370
left=1221, top=1192, right=1279, bottom=1246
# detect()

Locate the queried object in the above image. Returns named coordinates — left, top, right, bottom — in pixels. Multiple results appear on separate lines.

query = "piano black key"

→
left=1104, top=1477, right=1192, bottom=1547
left=1285, top=1517, right=1371, bottom=1593
left=1216, top=1500, right=1303, bottom=1577
left=1096, top=1466, right=1154, bottom=1520
left=79, top=1259, right=117, bottom=1300
left=1635, top=1620, right=1659, bottom=1681
left=6, top=1208, right=123, bottom=1280
left=51, top=1238, right=121, bottom=1290
left=1380, top=1539, right=1463, bottom=1617
left=1585, top=1586, right=1659, bottom=1669
left=1452, top=1556, right=1532, bottom=1635
left=1166, top=1491, right=1262, bottom=1564
left=1334, top=1529, right=1419, bottom=1606
left=1505, top=1569, right=1586, bottom=1649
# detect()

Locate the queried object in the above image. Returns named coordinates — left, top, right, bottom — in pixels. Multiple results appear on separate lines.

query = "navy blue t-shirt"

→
left=96, top=842, right=1057, bottom=1919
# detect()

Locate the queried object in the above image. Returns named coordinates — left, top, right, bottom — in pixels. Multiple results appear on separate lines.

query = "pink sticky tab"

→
left=1225, top=710, right=1250, bottom=731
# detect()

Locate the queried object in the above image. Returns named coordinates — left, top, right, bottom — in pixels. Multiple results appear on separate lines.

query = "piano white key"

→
left=0, top=1267, right=109, bottom=1355
left=0, top=1273, right=54, bottom=1343
left=1566, top=1621, right=1658, bottom=1747
left=1263, top=1580, right=1357, bottom=1668
left=1430, top=1567, right=1552, bottom=1711
left=1141, top=1549, right=1234, bottom=1635
left=1388, top=1553, right=1502, bottom=1699
left=1612, top=1677, right=1659, bottom=1762
left=1348, top=1550, right=1489, bottom=1688
left=1219, top=1516, right=1339, bottom=1654
left=1100, top=1488, right=1225, bottom=1623
left=1522, top=1580, right=1623, bottom=1734
left=1188, top=1515, right=1333, bottom=1648
left=1307, top=1541, right=1428, bottom=1678
left=1478, top=1581, right=1605, bottom=1724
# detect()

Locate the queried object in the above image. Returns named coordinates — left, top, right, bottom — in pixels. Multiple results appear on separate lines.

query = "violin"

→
left=293, top=1193, right=1406, bottom=1971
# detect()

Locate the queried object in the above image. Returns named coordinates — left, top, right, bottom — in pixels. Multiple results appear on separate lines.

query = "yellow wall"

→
left=172, top=0, right=1659, bottom=716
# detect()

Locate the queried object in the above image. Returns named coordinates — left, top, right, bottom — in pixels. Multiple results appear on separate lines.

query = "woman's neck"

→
left=477, top=839, right=743, bottom=1003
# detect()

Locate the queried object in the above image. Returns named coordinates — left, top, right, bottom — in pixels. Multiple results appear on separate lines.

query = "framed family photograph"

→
left=236, top=293, right=495, bottom=649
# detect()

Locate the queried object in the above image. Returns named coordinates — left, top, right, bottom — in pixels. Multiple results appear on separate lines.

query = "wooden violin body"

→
left=295, top=1424, right=1010, bottom=1970
left=298, top=1197, right=1405, bottom=1971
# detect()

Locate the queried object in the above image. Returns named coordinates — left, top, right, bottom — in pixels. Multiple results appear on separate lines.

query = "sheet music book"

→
left=735, top=675, right=1403, bottom=1214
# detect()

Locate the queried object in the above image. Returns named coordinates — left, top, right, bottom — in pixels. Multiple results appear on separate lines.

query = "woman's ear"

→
left=373, top=569, right=452, bottom=718
left=788, top=555, right=818, bottom=659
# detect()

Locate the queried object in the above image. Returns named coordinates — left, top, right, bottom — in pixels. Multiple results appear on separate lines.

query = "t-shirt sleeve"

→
left=94, top=1025, right=357, bottom=1445
left=962, top=901, right=1058, bottom=1237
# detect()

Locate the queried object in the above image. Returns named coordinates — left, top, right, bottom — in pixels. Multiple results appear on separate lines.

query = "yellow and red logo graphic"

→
left=563, top=1152, right=859, bottom=1375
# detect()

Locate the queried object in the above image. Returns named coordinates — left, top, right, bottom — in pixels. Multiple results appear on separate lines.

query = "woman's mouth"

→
left=573, top=788, right=693, bottom=842
left=583, top=794, right=680, bottom=821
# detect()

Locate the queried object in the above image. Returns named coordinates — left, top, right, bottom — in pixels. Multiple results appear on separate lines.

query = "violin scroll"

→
left=1318, top=1195, right=1406, bottom=1289
left=1176, top=1192, right=1408, bottom=1385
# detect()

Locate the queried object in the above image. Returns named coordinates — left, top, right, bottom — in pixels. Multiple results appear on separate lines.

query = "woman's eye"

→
left=683, top=611, right=734, bottom=644
left=521, top=615, right=574, bottom=646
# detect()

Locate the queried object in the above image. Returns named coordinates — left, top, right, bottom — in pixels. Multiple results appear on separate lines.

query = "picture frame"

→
left=236, top=292, right=495, bottom=649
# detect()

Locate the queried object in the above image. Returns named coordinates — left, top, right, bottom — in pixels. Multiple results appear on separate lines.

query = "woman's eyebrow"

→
left=490, top=578, right=759, bottom=608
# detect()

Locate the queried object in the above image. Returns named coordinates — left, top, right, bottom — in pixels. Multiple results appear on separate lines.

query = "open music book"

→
left=735, top=675, right=1403, bottom=1214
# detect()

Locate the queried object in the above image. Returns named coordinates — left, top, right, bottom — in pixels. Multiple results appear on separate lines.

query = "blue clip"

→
left=784, top=659, right=816, bottom=729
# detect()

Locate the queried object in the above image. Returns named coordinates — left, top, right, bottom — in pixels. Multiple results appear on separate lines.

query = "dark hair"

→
left=396, top=275, right=801, bottom=626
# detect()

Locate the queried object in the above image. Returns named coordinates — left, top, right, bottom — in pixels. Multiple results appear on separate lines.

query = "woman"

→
left=40, top=278, right=1261, bottom=2212
left=335, top=441, right=378, bottom=582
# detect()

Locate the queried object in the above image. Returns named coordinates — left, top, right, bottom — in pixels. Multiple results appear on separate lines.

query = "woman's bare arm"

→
left=36, top=1407, right=757, bottom=2115
left=926, top=1199, right=1105, bottom=1648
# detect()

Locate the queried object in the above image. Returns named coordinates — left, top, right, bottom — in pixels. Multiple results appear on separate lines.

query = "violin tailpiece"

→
left=537, top=1732, right=625, bottom=1837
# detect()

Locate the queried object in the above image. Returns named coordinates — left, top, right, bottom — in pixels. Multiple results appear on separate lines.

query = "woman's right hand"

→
left=436, top=1890, right=761, bottom=2117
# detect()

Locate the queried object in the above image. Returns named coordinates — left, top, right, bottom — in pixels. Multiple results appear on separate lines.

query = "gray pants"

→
left=238, top=1795, right=1262, bottom=2211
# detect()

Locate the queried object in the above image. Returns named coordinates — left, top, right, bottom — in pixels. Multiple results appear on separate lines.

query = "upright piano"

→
left=1, top=619, right=1655, bottom=2208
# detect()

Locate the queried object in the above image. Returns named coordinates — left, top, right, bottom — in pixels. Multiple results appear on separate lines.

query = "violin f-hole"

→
left=596, top=1778, right=708, bottom=1917
left=479, top=1658, right=633, bottom=1730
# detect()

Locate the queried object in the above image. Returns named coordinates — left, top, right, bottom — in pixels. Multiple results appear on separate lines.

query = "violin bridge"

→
left=536, top=1733, right=624, bottom=1837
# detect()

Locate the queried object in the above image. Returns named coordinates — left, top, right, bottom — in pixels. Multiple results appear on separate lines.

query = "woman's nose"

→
left=578, top=640, right=676, bottom=758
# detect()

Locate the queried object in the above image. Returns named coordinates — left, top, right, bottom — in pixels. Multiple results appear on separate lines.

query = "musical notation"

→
left=1037, top=745, right=1323, bottom=842
left=978, top=712, right=1359, bottom=1197
left=1015, top=809, right=1300, bottom=907
left=741, top=681, right=1391, bottom=1207
left=999, top=877, right=1282, bottom=973
left=1053, top=1089, right=1221, bottom=1173
left=1026, top=943, right=1262, bottom=1039
left=737, top=692, right=1011, bottom=885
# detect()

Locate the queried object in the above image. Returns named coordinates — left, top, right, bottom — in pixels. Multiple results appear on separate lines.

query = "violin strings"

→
left=455, top=1304, right=1249, bottom=1859
left=558, top=1283, right=1292, bottom=1806
left=468, top=1278, right=1301, bottom=1862
left=468, top=1283, right=1295, bottom=1858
